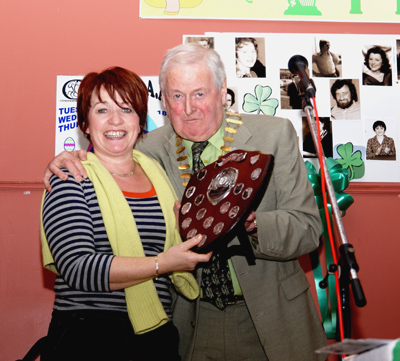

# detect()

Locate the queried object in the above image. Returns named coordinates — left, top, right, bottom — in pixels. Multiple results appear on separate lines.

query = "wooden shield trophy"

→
left=179, top=150, right=274, bottom=253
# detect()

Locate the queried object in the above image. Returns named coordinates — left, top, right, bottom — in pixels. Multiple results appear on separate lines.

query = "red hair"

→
left=77, top=66, right=148, bottom=142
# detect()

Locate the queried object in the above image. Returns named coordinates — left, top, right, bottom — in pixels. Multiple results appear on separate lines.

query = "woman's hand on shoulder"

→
left=158, top=234, right=212, bottom=274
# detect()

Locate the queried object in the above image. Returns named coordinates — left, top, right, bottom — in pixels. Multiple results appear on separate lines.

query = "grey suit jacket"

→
left=136, top=113, right=327, bottom=361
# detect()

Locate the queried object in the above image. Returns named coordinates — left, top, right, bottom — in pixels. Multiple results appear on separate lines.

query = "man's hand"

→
left=173, top=200, right=181, bottom=229
left=43, top=150, right=88, bottom=192
left=244, top=211, right=258, bottom=236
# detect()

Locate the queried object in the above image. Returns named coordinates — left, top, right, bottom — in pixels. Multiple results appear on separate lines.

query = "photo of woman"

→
left=366, top=120, right=396, bottom=160
left=235, top=37, right=266, bottom=78
left=224, top=88, right=237, bottom=112
left=302, top=117, right=333, bottom=158
left=362, top=45, right=392, bottom=86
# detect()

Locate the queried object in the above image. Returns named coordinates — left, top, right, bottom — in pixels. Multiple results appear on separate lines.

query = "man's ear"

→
left=220, top=79, right=228, bottom=106
left=161, top=92, right=166, bottom=109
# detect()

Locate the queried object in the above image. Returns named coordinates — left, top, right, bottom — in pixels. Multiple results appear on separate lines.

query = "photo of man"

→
left=312, top=39, right=341, bottom=77
left=330, top=79, right=361, bottom=120
left=280, top=69, right=303, bottom=110
left=184, top=36, right=214, bottom=49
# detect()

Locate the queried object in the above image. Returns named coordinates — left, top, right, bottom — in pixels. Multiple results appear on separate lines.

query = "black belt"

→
left=200, top=295, right=244, bottom=305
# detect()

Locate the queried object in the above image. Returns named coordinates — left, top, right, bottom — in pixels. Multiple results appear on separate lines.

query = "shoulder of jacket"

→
left=240, top=113, right=289, bottom=128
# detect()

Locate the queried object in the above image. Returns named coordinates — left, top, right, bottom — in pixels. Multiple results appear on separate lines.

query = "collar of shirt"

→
left=182, top=119, right=225, bottom=169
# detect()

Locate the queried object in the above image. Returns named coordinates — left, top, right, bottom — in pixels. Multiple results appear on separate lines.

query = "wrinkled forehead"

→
left=165, top=63, right=217, bottom=91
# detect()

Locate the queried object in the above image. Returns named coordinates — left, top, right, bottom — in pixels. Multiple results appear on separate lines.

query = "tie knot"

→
left=192, top=141, right=209, bottom=154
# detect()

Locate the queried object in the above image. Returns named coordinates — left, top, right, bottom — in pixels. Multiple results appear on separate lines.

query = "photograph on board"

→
left=235, top=37, right=266, bottom=78
left=362, top=45, right=393, bottom=86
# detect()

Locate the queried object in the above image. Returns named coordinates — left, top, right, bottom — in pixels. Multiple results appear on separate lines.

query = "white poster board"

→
left=185, top=32, right=400, bottom=182
left=55, top=33, right=400, bottom=182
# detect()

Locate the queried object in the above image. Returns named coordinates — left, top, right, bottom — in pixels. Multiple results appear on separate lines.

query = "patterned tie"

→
left=191, top=141, right=209, bottom=173
left=191, top=142, right=236, bottom=310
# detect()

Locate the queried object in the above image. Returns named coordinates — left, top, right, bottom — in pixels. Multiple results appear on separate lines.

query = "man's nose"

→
left=185, top=98, right=195, bottom=115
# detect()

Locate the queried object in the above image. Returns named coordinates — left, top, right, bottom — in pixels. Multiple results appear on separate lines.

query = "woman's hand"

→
left=110, top=235, right=211, bottom=290
left=158, top=234, right=212, bottom=274
left=43, top=150, right=88, bottom=192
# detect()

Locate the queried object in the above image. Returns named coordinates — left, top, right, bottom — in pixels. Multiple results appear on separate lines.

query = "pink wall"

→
left=1, top=1, right=399, bottom=359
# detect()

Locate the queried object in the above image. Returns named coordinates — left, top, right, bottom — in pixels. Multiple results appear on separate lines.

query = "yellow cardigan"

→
left=40, top=150, right=199, bottom=334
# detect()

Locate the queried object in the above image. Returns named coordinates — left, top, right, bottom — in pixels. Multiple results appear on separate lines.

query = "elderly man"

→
left=44, top=43, right=327, bottom=361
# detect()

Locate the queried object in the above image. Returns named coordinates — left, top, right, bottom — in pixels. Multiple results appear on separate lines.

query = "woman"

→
left=40, top=67, right=211, bottom=360
left=366, top=120, right=396, bottom=160
left=235, top=38, right=266, bottom=78
left=362, top=46, right=392, bottom=86
left=224, top=88, right=236, bottom=112
left=302, top=117, right=333, bottom=158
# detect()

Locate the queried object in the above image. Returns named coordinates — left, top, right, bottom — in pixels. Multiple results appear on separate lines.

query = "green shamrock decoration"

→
left=334, top=142, right=365, bottom=180
left=242, top=85, right=279, bottom=116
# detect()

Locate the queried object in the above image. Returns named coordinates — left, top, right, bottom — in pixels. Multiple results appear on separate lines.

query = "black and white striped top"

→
left=42, top=171, right=172, bottom=319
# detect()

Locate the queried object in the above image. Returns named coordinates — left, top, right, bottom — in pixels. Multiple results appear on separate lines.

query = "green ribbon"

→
left=305, top=158, right=354, bottom=339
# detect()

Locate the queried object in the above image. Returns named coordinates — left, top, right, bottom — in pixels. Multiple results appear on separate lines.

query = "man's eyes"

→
left=172, top=93, right=204, bottom=99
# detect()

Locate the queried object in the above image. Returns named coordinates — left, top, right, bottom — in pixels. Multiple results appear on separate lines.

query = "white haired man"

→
left=44, top=43, right=327, bottom=361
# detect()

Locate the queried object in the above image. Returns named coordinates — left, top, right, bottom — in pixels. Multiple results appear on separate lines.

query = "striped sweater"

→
left=42, top=172, right=172, bottom=319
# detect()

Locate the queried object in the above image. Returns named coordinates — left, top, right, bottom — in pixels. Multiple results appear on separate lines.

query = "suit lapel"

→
left=163, top=130, right=187, bottom=199
left=230, top=120, right=257, bottom=152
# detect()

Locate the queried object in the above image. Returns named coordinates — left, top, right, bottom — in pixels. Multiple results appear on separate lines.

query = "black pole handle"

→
left=351, top=278, right=367, bottom=307
left=339, top=244, right=367, bottom=308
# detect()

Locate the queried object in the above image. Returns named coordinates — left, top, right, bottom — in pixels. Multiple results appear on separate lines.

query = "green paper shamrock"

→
left=334, top=142, right=365, bottom=180
left=242, top=85, right=279, bottom=115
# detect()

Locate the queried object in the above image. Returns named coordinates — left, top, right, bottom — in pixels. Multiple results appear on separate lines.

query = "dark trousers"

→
left=41, top=310, right=180, bottom=361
